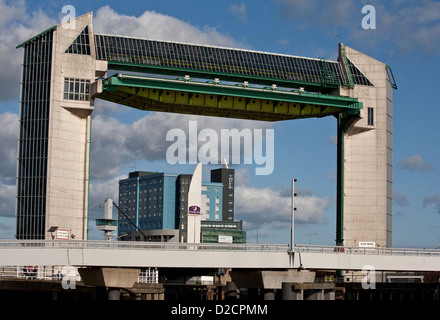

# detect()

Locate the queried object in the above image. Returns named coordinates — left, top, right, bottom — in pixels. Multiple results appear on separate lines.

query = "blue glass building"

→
left=118, top=170, right=232, bottom=242
left=201, top=182, right=223, bottom=222
left=118, top=172, right=178, bottom=239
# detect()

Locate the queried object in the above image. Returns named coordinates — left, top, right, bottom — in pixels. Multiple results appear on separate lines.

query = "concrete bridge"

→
left=1, top=240, right=439, bottom=272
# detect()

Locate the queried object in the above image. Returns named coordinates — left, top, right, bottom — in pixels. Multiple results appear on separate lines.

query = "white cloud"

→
left=424, top=193, right=440, bottom=214
left=234, top=168, right=250, bottom=186
left=276, top=0, right=440, bottom=55
left=0, top=1, right=57, bottom=101
left=235, top=185, right=331, bottom=226
left=393, top=190, right=409, bottom=207
left=88, top=175, right=124, bottom=213
left=398, top=154, right=434, bottom=171
left=89, top=112, right=132, bottom=180
left=0, top=112, right=19, bottom=185
left=227, top=3, right=247, bottom=22
left=93, top=5, right=245, bottom=48
left=90, top=110, right=274, bottom=181
left=0, top=183, right=15, bottom=218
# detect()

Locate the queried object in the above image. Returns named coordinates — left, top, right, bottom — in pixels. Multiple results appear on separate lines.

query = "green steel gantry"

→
left=97, top=68, right=363, bottom=247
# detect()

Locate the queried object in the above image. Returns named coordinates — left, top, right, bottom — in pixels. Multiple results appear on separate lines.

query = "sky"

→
left=0, top=0, right=439, bottom=248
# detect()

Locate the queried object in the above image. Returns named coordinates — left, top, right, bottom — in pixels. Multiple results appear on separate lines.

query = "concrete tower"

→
left=15, top=13, right=106, bottom=239
left=337, top=44, right=393, bottom=248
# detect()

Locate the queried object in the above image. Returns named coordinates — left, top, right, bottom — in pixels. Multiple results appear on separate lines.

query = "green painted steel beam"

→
left=97, top=74, right=362, bottom=122
left=16, top=25, right=56, bottom=48
left=107, top=61, right=338, bottom=93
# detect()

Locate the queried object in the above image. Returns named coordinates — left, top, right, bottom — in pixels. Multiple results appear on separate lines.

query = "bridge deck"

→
left=1, top=241, right=439, bottom=272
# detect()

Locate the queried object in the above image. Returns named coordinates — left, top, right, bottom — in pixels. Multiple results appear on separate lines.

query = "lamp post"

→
left=291, top=179, right=297, bottom=250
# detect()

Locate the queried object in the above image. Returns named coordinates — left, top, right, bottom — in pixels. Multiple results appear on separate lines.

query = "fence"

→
left=0, top=266, right=159, bottom=284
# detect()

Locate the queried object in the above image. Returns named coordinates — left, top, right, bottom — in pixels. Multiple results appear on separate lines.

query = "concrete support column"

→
left=324, top=290, right=335, bottom=300
left=108, top=288, right=121, bottom=300
left=282, top=282, right=303, bottom=300
left=263, top=289, right=276, bottom=300
left=304, top=289, right=323, bottom=300
left=282, top=282, right=294, bottom=300
left=225, top=281, right=239, bottom=300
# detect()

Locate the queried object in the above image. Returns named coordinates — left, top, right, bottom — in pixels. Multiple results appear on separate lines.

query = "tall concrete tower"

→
left=15, top=13, right=106, bottom=239
left=336, top=44, right=394, bottom=248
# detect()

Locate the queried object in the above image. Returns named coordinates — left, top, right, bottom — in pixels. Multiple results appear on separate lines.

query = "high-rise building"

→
left=118, top=171, right=178, bottom=241
left=117, top=166, right=245, bottom=243
left=210, top=166, right=235, bottom=222
left=201, top=182, right=223, bottom=222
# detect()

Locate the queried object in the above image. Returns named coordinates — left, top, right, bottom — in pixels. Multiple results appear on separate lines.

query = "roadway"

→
left=1, top=240, right=440, bottom=272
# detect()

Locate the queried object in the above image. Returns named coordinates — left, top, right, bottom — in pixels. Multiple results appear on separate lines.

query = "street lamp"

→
left=291, top=178, right=297, bottom=249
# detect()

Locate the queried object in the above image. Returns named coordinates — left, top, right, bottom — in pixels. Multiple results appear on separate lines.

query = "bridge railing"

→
left=1, top=240, right=440, bottom=257
left=0, top=240, right=289, bottom=252
left=293, top=244, right=440, bottom=256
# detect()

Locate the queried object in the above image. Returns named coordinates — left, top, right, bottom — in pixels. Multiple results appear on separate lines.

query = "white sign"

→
left=359, top=241, right=376, bottom=248
left=56, top=229, right=69, bottom=240
left=218, top=235, right=233, bottom=243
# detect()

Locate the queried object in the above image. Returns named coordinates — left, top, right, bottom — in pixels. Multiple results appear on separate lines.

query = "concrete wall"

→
left=45, top=13, right=100, bottom=240
left=338, top=44, right=393, bottom=248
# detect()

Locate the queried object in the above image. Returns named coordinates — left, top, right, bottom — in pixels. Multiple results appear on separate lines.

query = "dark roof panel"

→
left=94, top=33, right=374, bottom=90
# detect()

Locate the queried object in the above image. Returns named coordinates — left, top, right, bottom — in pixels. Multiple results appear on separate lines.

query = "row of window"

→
left=16, top=30, right=53, bottom=240
left=63, top=78, right=90, bottom=101
left=120, top=210, right=162, bottom=217
left=203, top=186, right=221, bottom=192
left=119, top=220, right=163, bottom=231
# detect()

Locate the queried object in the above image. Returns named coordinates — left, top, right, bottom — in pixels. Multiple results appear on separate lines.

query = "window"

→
left=64, top=78, right=90, bottom=101
left=368, top=107, right=374, bottom=126
left=66, top=26, right=91, bottom=55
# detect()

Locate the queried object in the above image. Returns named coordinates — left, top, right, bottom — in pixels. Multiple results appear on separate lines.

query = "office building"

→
left=118, top=166, right=244, bottom=243
left=211, top=166, right=235, bottom=222
left=118, top=171, right=178, bottom=241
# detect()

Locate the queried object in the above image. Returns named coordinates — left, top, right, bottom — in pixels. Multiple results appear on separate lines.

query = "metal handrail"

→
left=1, top=240, right=440, bottom=257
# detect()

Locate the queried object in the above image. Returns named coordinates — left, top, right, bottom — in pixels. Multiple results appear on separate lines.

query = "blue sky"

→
left=0, top=0, right=439, bottom=248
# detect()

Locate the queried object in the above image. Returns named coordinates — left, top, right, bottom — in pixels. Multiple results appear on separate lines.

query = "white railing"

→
left=1, top=240, right=439, bottom=257
left=137, top=268, right=159, bottom=284
left=0, top=265, right=74, bottom=281
left=0, top=265, right=158, bottom=284
left=293, top=244, right=440, bottom=257
left=0, top=240, right=289, bottom=252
